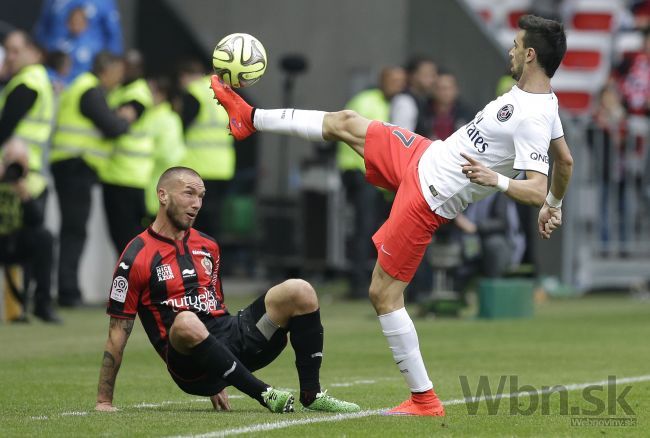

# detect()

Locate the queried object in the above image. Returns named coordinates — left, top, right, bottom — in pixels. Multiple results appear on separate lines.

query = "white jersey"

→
left=417, top=85, right=564, bottom=219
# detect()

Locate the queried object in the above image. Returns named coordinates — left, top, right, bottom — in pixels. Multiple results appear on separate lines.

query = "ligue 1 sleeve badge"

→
left=497, top=104, right=514, bottom=122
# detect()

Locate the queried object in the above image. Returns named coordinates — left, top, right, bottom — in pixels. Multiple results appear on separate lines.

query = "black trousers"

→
left=342, top=170, right=389, bottom=298
left=102, top=183, right=146, bottom=255
left=0, top=226, right=54, bottom=311
left=193, top=179, right=230, bottom=240
left=51, top=158, right=98, bottom=303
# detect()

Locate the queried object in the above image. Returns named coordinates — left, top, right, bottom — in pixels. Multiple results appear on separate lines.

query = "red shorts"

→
left=364, top=121, right=450, bottom=282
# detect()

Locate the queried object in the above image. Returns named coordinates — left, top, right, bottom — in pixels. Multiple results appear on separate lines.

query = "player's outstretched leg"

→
left=265, top=279, right=361, bottom=413
left=170, top=311, right=294, bottom=413
left=210, top=75, right=370, bottom=156
left=368, top=263, right=445, bottom=417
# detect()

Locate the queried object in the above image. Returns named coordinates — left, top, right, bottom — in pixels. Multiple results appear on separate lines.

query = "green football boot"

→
left=301, top=390, right=361, bottom=413
left=261, top=387, right=295, bottom=413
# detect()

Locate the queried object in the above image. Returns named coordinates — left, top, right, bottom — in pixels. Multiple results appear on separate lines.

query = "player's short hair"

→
left=157, top=166, right=203, bottom=191
left=92, top=51, right=123, bottom=75
left=518, top=15, right=566, bottom=78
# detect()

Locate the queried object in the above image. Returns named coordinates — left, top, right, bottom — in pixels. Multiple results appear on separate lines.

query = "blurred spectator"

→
left=50, top=51, right=130, bottom=307
left=587, top=84, right=642, bottom=253
left=34, top=0, right=123, bottom=83
left=144, top=76, right=186, bottom=219
left=631, top=0, right=650, bottom=29
left=0, top=138, right=60, bottom=323
left=453, top=193, right=526, bottom=296
left=337, top=66, right=405, bottom=298
left=100, top=49, right=154, bottom=254
left=390, top=56, right=437, bottom=139
left=615, top=27, right=650, bottom=116
left=430, top=70, right=472, bottom=141
left=495, top=74, right=517, bottom=97
left=179, top=59, right=235, bottom=241
left=0, top=30, right=53, bottom=218
left=44, top=50, right=71, bottom=94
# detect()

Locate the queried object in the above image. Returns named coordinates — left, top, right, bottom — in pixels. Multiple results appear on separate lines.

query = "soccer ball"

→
left=212, top=33, right=267, bottom=88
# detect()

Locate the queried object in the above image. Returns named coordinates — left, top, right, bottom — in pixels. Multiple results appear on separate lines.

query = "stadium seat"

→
left=554, top=90, right=593, bottom=116
left=567, top=0, right=628, bottom=32
left=572, top=12, right=614, bottom=31
left=556, top=31, right=612, bottom=83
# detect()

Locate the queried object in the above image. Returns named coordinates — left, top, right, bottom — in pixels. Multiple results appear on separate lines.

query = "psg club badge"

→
left=497, top=104, right=514, bottom=122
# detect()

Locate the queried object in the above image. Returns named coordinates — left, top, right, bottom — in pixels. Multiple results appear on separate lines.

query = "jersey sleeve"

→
left=551, top=111, right=564, bottom=139
left=107, top=237, right=146, bottom=319
left=512, top=116, right=551, bottom=175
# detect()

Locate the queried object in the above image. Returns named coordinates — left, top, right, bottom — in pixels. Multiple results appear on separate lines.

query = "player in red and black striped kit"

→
left=95, top=167, right=359, bottom=413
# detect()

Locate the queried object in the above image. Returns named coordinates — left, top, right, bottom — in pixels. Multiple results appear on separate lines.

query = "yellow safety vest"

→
left=0, top=64, right=53, bottom=195
left=182, top=76, right=234, bottom=180
left=100, top=78, right=154, bottom=188
left=0, top=172, right=48, bottom=235
left=337, top=88, right=390, bottom=172
left=144, top=101, right=186, bottom=216
left=50, top=72, right=112, bottom=172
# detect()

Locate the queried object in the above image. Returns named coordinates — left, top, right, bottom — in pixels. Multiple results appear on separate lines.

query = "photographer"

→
left=0, top=138, right=60, bottom=323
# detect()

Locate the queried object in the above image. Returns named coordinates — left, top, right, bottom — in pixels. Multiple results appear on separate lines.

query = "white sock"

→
left=253, top=108, right=325, bottom=141
left=378, top=307, right=433, bottom=393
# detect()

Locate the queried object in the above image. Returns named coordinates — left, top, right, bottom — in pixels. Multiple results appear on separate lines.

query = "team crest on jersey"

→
left=156, top=264, right=175, bottom=281
left=497, top=104, right=514, bottom=122
left=201, top=256, right=213, bottom=276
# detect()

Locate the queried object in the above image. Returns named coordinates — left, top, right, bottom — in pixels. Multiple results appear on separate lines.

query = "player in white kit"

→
left=210, top=15, right=573, bottom=416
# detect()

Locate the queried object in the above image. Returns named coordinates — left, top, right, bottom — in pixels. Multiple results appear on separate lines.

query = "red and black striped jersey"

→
left=106, top=227, right=228, bottom=356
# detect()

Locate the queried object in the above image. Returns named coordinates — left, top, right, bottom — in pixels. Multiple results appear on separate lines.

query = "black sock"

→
left=288, top=309, right=323, bottom=405
left=190, top=335, right=268, bottom=405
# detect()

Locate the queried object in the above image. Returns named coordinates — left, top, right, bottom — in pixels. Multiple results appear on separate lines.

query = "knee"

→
left=170, top=311, right=208, bottom=349
left=284, top=279, right=319, bottom=313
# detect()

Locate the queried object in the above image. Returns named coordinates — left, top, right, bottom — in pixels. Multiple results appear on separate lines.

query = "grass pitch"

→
left=1, top=292, right=649, bottom=437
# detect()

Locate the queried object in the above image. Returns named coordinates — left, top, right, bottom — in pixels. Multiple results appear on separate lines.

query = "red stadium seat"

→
left=572, top=12, right=614, bottom=31
left=478, top=9, right=492, bottom=24
left=555, top=91, right=593, bottom=115
left=507, top=10, right=526, bottom=29
left=562, top=50, right=602, bottom=70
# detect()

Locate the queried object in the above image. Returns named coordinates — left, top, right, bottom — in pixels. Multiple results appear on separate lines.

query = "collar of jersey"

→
left=147, top=226, right=190, bottom=245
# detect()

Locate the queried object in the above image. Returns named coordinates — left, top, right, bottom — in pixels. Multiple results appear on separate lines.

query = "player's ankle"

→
left=412, top=388, right=436, bottom=404
left=299, top=388, right=320, bottom=406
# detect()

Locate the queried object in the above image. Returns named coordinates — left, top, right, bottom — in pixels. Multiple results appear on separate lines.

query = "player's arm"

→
left=96, top=316, right=135, bottom=411
left=460, top=152, right=547, bottom=206
left=537, top=136, right=574, bottom=239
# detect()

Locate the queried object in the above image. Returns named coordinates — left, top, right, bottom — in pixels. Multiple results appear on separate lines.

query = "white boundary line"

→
left=172, top=374, right=650, bottom=438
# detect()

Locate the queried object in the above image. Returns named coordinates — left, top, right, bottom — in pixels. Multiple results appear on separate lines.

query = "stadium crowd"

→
left=4, top=0, right=648, bottom=324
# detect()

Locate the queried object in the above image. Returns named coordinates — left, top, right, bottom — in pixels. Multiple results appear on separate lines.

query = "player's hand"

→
left=210, top=389, right=231, bottom=411
left=95, top=401, right=118, bottom=412
left=538, top=203, right=562, bottom=239
left=460, top=153, right=498, bottom=187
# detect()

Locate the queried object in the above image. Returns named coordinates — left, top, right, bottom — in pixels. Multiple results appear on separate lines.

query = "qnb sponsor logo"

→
left=161, top=289, right=220, bottom=313
left=465, top=121, right=488, bottom=153
left=530, top=152, right=549, bottom=163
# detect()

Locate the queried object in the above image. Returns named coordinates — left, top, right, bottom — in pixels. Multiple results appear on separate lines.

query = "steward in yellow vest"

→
left=144, top=77, right=186, bottom=217
left=0, top=31, right=54, bottom=206
left=50, top=51, right=129, bottom=307
left=179, top=63, right=235, bottom=240
left=100, top=50, right=154, bottom=254
left=336, top=67, right=405, bottom=298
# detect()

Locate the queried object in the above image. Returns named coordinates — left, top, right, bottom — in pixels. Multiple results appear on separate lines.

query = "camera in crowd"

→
left=0, top=161, right=27, bottom=183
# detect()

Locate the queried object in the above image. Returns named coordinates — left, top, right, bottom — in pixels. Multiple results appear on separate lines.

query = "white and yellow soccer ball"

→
left=212, top=33, right=267, bottom=88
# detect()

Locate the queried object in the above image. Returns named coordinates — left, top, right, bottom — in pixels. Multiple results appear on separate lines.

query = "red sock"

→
left=412, top=389, right=436, bottom=404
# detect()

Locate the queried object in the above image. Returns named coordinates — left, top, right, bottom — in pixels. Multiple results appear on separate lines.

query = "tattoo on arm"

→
left=97, top=318, right=134, bottom=403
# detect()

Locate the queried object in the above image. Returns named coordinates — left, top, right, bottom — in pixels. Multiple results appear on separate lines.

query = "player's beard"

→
left=166, top=198, right=194, bottom=231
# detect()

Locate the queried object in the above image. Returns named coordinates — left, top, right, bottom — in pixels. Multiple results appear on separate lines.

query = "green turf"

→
left=1, top=293, right=648, bottom=437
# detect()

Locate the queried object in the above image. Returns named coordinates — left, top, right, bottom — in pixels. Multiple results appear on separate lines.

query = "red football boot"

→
left=209, top=75, right=256, bottom=141
left=384, top=389, right=446, bottom=416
